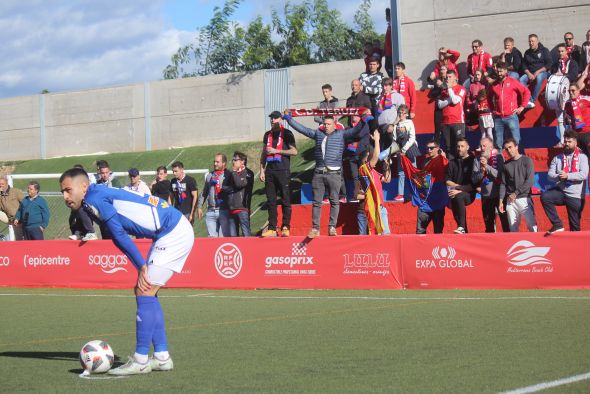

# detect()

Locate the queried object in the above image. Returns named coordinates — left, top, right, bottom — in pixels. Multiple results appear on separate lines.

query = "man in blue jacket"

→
left=283, top=111, right=371, bottom=237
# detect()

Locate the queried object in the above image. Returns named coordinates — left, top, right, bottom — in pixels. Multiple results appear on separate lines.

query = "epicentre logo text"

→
left=0, top=256, right=9, bottom=267
left=23, top=254, right=70, bottom=268
left=88, top=254, right=129, bottom=274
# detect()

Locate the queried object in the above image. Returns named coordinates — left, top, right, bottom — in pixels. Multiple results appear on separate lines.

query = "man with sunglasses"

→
left=415, top=141, right=448, bottom=234
left=564, top=84, right=590, bottom=157
left=464, top=39, right=493, bottom=90
left=563, top=32, right=587, bottom=71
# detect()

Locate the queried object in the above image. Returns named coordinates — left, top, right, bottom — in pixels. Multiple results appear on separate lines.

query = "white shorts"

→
left=145, top=215, right=195, bottom=285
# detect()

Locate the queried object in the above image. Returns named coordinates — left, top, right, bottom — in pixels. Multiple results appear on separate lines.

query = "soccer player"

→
left=59, top=168, right=195, bottom=375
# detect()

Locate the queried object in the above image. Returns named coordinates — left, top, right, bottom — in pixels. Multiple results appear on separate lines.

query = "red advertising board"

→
left=0, top=232, right=588, bottom=290
left=399, top=232, right=590, bottom=289
left=0, top=236, right=403, bottom=290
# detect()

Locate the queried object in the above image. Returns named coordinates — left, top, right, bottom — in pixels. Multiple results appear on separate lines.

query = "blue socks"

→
left=135, top=295, right=168, bottom=356
left=152, top=297, right=168, bottom=352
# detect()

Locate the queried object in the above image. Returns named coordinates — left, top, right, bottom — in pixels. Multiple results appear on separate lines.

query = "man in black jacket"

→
left=446, top=138, right=476, bottom=234
left=224, top=151, right=254, bottom=237
left=520, top=34, right=552, bottom=108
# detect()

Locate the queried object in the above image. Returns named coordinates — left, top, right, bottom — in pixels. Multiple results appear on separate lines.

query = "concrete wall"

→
left=1, top=2, right=588, bottom=160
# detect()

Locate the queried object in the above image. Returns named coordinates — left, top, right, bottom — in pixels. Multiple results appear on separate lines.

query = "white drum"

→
left=545, top=75, right=570, bottom=110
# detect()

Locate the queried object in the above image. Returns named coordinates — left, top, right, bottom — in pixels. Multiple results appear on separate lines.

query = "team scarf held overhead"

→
left=285, top=107, right=373, bottom=123
left=358, top=163, right=384, bottom=235
left=266, top=125, right=285, bottom=163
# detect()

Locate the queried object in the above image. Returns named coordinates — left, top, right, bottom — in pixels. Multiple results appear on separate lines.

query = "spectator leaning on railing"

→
left=14, top=181, right=50, bottom=240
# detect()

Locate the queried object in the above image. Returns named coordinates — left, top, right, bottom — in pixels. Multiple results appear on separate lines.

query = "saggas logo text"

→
left=88, top=254, right=129, bottom=274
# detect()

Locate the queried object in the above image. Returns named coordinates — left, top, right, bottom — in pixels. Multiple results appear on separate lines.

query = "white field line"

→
left=499, top=371, right=590, bottom=394
left=0, top=293, right=589, bottom=301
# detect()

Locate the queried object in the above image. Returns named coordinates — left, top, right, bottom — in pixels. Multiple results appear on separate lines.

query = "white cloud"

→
left=0, top=1, right=194, bottom=98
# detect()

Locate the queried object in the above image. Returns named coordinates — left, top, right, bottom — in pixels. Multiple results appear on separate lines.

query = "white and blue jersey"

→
left=83, top=184, right=185, bottom=270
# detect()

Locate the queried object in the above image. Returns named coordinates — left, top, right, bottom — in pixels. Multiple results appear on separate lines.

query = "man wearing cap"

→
left=124, top=168, right=152, bottom=195
left=260, top=111, right=298, bottom=237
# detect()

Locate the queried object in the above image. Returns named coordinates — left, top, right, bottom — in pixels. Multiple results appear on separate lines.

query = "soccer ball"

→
left=79, top=340, right=114, bottom=374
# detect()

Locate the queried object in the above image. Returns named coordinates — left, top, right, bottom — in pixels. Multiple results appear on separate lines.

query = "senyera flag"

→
left=401, top=154, right=449, bottom=212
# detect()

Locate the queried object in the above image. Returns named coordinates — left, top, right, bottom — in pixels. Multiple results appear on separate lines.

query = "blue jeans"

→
left=397, top=155, right=416, bottom=197
left=357, top=205, right=391, bottom=235
left=519, top=71, right=549, bottom=102
left=508, top=71, right=520, bottom=80
left=217, top=209, right=232, bottom=237
left=493, top=113, right=521, bottom=148
left=205, top=209, right=222, bottom=237
left=228, top=210, right=251, bottom=237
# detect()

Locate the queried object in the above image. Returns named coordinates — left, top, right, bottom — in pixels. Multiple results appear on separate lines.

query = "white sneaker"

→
left=107, top=357, right=151, bottom=375
left=68, top=234, right=81, bottom=241
left=525, top=101, right=535, bottom=109
left=454, top=227, right=466, bottom=234
left=150, top=356, right=174, bottom=371
left=81, top=233, right=98, bottom=241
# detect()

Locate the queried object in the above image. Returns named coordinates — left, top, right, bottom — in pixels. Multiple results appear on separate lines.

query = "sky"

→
left=0, top=0, right=389, bottom=99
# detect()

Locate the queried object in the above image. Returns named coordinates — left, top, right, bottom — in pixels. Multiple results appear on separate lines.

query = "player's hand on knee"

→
left=136, top=265, right=152, bottom=293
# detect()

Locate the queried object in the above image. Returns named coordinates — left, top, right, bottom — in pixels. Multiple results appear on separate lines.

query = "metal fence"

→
left=4, top=169, right=207, bottom=240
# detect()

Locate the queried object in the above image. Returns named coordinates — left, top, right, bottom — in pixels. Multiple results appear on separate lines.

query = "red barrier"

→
left=0, top=237, right=403, bottom=290
left=0, top=232, right=588, bottom=290
left=399, top=232, right=590, bottom=289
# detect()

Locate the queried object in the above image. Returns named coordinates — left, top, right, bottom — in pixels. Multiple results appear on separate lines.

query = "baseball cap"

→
left=268, top=111, right=282, bottom=119
left=128, top=168, right=140, bottom=177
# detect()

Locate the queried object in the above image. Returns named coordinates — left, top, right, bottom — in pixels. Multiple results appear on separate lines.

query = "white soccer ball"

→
left=79, top=340, right=114, bottom=374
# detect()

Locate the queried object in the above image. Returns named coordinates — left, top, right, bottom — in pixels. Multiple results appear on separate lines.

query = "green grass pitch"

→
left=1, top=288, right=589, bottom=393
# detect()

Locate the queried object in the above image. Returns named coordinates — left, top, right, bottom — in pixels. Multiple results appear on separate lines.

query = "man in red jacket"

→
left=464, top=39, right=493, bottom=90
left=437, top=70, right=466, bottom=159
left=392, top=62, right=417, bottom=119
left=564, top=84, right=590, bottom=156
left=487, top=62, right=530, bottom=148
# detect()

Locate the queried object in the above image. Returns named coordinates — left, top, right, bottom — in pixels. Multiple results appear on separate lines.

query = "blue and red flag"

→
left=401, top=154, right=449, bottom=212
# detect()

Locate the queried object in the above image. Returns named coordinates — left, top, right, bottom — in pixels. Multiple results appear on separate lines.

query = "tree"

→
left=271, top=2, right=312, bottom=67
left=352, top=0, right=381, bottom=56
left=309, top=0, right=356, bottom=62
left=242, top=16, right=275, bottom=71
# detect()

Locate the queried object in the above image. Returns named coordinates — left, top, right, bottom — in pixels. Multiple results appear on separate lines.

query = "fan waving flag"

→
left=358, top=163, right=384, bottom=235
left=401, top=155, right=449, bottom=212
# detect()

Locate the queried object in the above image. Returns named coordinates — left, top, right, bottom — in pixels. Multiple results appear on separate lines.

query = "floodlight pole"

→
left=390, top=0, right=402, bottom=64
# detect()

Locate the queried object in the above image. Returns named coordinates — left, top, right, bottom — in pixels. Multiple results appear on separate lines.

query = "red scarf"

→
left=266, top=126, right=284, bottom=162
left=347, top=121, right=360, bottom=152
left=392, top=76, right=406, bottom=94
left=570, top=96, right=587, bottom=129
left=563, top=147, right=580, bottom=173
left=288, top=107, right=368, bottom=117
left=211, top=170, right=224, bottom=205
left=559, top=56, right=570, bottom=74
left=378, top=92, right=394, bottom=112
left=566, top=45, right=573, bottom=56
left=471, top=52, right=486, bottom=75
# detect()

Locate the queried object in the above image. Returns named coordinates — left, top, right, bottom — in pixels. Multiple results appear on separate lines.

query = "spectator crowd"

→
left=0, top=12, right=588, bottom=239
